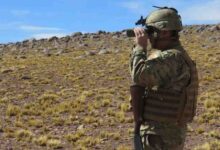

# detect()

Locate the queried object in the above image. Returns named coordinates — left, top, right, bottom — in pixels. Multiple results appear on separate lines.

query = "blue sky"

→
left=0, top=0, right=220, bottom=43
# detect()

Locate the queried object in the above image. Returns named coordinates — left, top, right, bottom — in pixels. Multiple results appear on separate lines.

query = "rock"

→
left=180, top=29, right=189, bottom=35
left=0, top=45, right=4, bottom=51
left=201, top=44, right=210, bottom=49
left=74, top=55, right=86, bottom=60
left=79, top=43, right=88, bottom=47
left=112, top=35, right=120, bottom=39
left=43, top=48, right=51, bottom=56
left=6, top=147, right=13, bottom=150
left=10, top=46, right=17, bottom=51
left=85, top=50, right=97, bottom=56
left=77, top=125, right=84, bottom=130
left=18, top=55, right=27, bottom=59
left=195, top=25, right=207, bottom=33
left=1, top=69, right=14, bottom=74
left=48, top=36, right=58, bottom=42
left=72, top=32, right=82, bottom=37
left=38, top=38, right=46, bottom=43
left=114, top=49, right=120, bottom=53
left=82, top=34, right=88, bottom=38
left=53, top=41, right=60, bottom=48
left=90, top=35, right=100, bottom=39
left=208, top=36, right=219, bottom=42
left=98, top=49, right=110, bottom=55
left=55, top=49, right=65, bottom=56
left=19, top=48, right=27, bottom=54
left=97, top=30, right=106, bottom=34
left=115, top=31, right=121, bottom=35
left=63, top=36, right=71, bottom=43
left=22, top=40, right=29, bottom=45
left=209, top=25, right=220, bottom=32
left=15, top=42, right=21, bottom=46
left=6, top=43, right=14, bottom=50
left=121, top=31, right=127, bottom=36
left=28, top=38, right=36, bottom=43
left=21, top=76, right=31, bottom=80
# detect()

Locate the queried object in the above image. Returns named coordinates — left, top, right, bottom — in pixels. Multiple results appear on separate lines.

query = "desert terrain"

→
left=0, top=24, right=219, bottom=150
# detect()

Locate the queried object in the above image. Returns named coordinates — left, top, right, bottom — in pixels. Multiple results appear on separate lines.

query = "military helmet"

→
left=145, top=7, right=182, bottom=31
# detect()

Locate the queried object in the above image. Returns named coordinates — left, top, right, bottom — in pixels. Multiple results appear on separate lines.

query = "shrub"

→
left=6, top=104, right=21, bottom=116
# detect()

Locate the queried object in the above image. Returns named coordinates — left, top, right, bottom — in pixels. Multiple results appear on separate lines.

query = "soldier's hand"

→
left=134, top=27, right=148, bottom=49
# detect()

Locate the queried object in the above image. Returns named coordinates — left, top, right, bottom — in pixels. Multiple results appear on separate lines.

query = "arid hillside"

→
left=0, top=24, right=219, bottom=150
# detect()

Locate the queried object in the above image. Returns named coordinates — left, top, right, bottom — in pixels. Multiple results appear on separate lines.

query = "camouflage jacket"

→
left=130, top=41, right=190, bottom=92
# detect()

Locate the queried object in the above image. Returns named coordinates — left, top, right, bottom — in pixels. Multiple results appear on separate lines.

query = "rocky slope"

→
left=0, top=24, right=219, bottom=56
left=0, top=24, right=219, bottom=150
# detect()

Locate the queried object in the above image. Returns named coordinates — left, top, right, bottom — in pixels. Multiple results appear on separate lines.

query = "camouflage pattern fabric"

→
left=140, top=121, right=186, bottom=150
left=130, top=42, right=190, bottom=91
left=130, top=41, right=190, bottom=149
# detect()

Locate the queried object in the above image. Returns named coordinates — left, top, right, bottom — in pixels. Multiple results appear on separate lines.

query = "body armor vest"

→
left=143, top=49, right=198, bottom=124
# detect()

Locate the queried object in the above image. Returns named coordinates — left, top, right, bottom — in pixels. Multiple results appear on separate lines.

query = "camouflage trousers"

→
left=140, top=121, right=187, bottom=150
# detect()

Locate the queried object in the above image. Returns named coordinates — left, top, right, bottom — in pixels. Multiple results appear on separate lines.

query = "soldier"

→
left=130, top=7, right=198, bottom=150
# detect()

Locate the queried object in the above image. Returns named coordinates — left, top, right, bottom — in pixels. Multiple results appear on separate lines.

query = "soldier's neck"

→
left=157, top=40, right=180, bottom=51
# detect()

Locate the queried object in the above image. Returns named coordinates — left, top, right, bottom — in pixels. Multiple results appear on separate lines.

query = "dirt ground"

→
left=0, top=27, right=219, bottom=150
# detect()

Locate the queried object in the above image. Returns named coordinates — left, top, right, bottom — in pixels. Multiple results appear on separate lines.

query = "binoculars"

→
left=126, top=29, right=150, bottom=37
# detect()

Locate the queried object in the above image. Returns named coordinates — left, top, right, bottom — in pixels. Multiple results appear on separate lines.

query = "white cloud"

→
left=20, top=25, right=63, bottom=31
left=11, top=10, right=30, bottom=17
left=120, top=1, right=147, bottom=14
left=181, top=0, right=220, bottom=23
left=32, top=33, right=67, bottom=39
left=119, top=0, right=220, bottom=24
left=0, top=22, right=22, bottom=30
left=121, top=1, right=142, bottom=10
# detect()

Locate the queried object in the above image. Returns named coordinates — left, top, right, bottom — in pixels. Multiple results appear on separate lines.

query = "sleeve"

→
left=129, top=45, right=147, bottom=86
left=130, top=48, right=190, bottom=89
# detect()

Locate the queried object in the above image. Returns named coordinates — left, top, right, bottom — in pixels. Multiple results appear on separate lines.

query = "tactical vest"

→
left=143, top=50, right=198, bottom=124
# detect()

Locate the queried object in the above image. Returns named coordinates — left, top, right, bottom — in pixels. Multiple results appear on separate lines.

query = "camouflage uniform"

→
left=130, top=41, right=190, bottom=150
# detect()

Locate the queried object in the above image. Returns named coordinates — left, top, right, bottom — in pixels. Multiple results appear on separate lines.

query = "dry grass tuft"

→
left=6, top=104, right=21, bottom=116
left=0, top=28, right=219, bottom=149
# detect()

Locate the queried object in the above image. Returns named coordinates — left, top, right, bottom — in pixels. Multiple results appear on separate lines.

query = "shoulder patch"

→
left=160, top=49, right=181, bottom=60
